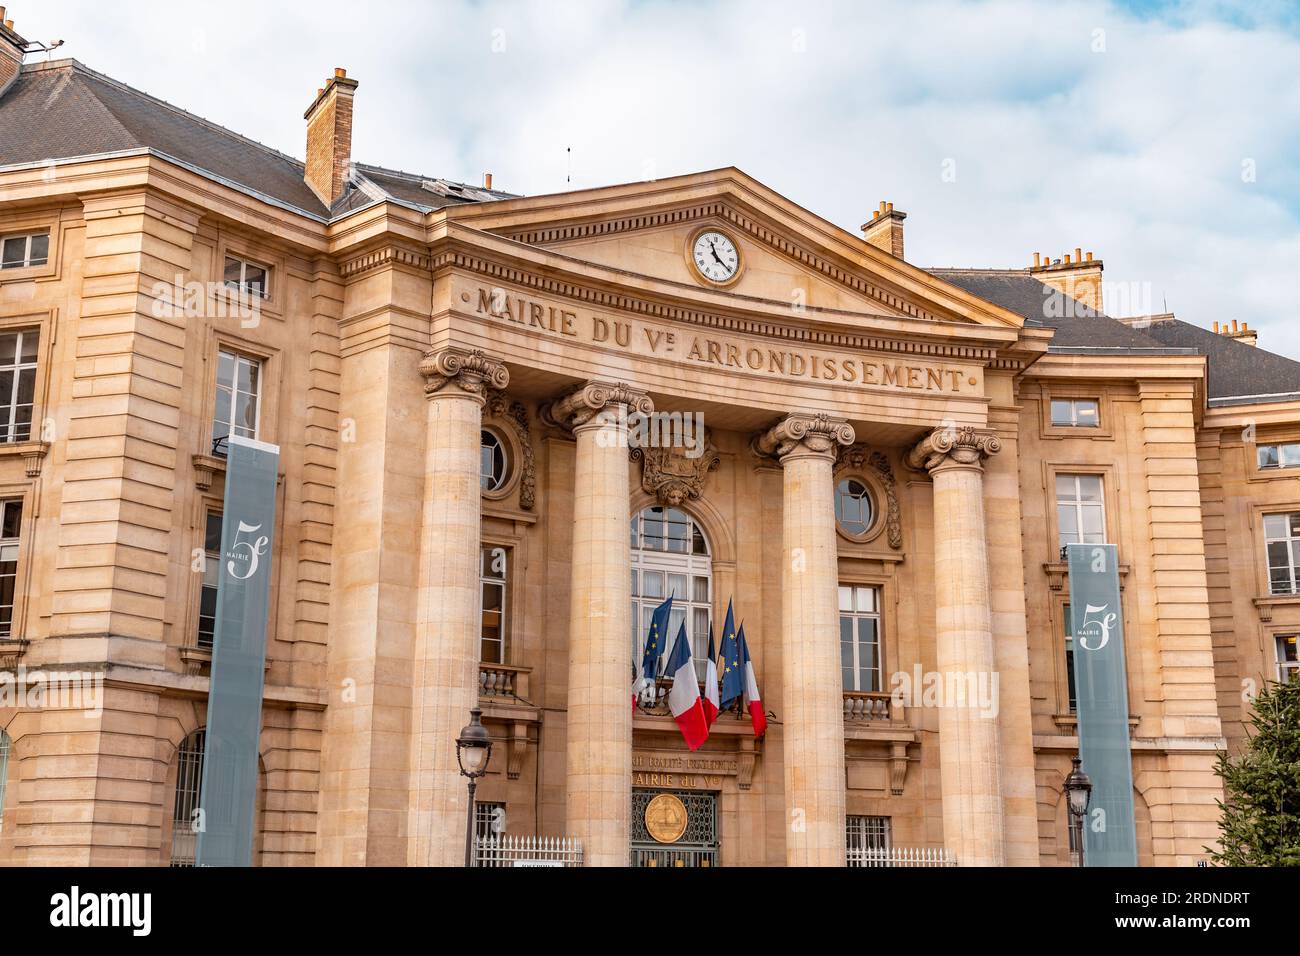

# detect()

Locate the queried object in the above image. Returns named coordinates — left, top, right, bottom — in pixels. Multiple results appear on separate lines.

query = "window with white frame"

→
left=0, top=728, right=10, bottom=833
left=1277, top=635, right=1299, bottom=683
left=1050, top=398, right=1100, bottom=427
left=1264, top=513, right=1300, bottom=595
left=839, top=585, right=882, bottom=693
left=630, top=507, right=711, bottom=682
left=223, top=255, right=269, bottom=298
left=1258, top=442, right=1300, bottom=471
left=0, top=500, right=22, bottom=639
left=198, top=512, right=222, bottom=649
left=481, top=546, right=507, bottom=664
left=1056, top=474, right=1105, bottom=550
left=211, top=349, right=261, bottom=455
left=0, top=329, right=38, bottom=443
left=846, top=815, right=892, bottom=852
left=169, top=729, right=205, bottom=867
left=1, top=232, right=49, bottom=270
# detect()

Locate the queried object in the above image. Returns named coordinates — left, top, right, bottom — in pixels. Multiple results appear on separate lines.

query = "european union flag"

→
left=719, top=599, right=743, bottom=708
left=641, top=595, right=673, bottom=683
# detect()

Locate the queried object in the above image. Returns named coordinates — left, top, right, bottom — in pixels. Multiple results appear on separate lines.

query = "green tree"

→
left=1209, top=676, right=1300, bottom=866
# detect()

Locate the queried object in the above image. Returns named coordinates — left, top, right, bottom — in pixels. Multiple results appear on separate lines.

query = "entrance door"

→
left=631, top=789, right=719, bottom=866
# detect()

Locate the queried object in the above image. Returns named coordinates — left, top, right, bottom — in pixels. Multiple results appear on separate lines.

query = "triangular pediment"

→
left=442, top=168, right=1025, bottom=329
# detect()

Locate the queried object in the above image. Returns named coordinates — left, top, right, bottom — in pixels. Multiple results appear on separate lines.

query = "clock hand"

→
left=709, top=241, right=726, bottom=267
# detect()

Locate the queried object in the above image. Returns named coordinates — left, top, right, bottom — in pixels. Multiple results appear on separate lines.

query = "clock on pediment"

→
left=686, top=226, right=744, bottom=288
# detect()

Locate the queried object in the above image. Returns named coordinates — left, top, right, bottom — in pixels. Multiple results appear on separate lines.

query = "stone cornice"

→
left=906, top=425, right=1002, bottom=473
left=419, top=347, right=510, bottom=400
left=752, top=413, right=855, bottom=463
left=541, top=381, right=654, bottom=431
left=433, top=245, right=1004, bottom=363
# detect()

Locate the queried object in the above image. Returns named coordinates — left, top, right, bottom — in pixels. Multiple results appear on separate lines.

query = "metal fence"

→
left=847, top=846, right=956, bottom=867
left=474, top=835, right=584, bottom=867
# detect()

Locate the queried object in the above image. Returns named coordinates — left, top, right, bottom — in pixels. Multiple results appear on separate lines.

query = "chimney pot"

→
left=1074, top=247, right=1082, bottom=262
left=335, top=67, right=346, bottom=78
left=0, top=8, right=7, bottom=22
left=1033, top=252, right=1041, bottom=267
left=1064, top=254, right=1071, bottom=265
left=484, top=172, right=493, bottom=190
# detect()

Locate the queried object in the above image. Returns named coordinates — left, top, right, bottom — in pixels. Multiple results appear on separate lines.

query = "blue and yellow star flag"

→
left=719, top=599, right=743, bottom=708
left=641, top=595, right=673, bottom=683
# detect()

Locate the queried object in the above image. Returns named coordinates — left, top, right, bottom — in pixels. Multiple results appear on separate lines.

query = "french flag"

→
left=737, top=624, right=767, bottom=739
left=703, top=624, right=720, bottom=727
left=666, top=622, right=709, bottom=751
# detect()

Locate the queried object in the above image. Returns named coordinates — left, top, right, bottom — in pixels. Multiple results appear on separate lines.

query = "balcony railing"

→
left=847, top=846, right=955, bottom=867
left=842, top=691, right=892, bottom=721
left=479, top=662, right=532, bottom=701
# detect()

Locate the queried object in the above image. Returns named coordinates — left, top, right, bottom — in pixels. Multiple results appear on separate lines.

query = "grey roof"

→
left=1136, top=317, right=1300, bottom=404
left=0, top=59, right=513, bottom=220
left=930, top=268, right=1300, bottom=402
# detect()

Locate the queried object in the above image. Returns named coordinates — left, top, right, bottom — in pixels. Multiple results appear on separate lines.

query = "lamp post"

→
left=456, top=707, right=493, bottom=867
left=1063, top=754, right=1093, bottom=868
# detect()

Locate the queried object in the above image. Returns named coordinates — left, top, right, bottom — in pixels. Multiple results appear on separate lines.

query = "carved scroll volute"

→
left=906, top=424, right=1001, bottom=474
left=541, top=380, right=654, bottom=431
left=752, top=413, right=855, bottom=463
left=420, top=347, right=510, bottom=401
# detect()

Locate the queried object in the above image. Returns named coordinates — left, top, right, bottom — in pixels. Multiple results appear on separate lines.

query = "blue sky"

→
left=15, top=0, right=1300, bottom=359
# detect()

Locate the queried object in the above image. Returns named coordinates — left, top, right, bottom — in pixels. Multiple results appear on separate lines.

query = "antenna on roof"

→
left=24, top=38, right=64, bottom=60
left=566, top=146, right=571, bottom=186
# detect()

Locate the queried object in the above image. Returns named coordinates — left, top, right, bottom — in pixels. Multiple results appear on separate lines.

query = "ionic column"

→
left=411, top=348, right=509, bottom=867
left=907, top=425, right=1005, bottom=866
left=753, top=413, right=855, bottom=867
left=544, top=382, right=653, bottom=867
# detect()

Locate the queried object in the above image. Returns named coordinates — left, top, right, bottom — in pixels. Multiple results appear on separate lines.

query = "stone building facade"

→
left=1, top=25, right=1297, bottom=866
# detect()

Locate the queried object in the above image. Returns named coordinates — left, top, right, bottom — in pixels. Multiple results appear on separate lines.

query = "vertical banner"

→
left=1067, top=543, right=1138, bottom=867
left=196, top=435, right=279, bottom=867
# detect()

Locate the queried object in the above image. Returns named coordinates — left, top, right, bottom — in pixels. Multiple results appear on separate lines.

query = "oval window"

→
left=835, top=479, right=874, bottom=536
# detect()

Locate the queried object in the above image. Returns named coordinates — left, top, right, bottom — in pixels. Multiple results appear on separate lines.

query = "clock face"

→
left=691, top=231, right=740, bottom=284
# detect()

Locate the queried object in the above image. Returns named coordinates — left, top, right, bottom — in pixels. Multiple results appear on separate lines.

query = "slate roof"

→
left=1137, top=316, right=1300, bottom=405
left=0, top=59, right=514, bottom=219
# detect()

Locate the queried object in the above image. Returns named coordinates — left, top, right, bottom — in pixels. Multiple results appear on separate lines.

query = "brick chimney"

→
left=1030, top=247, right=1103, bottom=314
left=303, top=67, right=358, bottom=208
left=1213, top=319, right=1258, bottom=348
left=861, top=201, right=906, bottom=259
left=0, top=8, right=28, bottom=97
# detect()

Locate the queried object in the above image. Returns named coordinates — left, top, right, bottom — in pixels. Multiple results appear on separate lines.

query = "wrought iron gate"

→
left=631, top=789, right=719, bottom=867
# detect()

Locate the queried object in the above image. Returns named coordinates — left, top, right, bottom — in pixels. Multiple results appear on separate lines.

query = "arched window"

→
left=169, top=729, right=205, bottom=867
left=0, top=729, right=10, bottom=832
left=835, top=478, right=874, bottom=537
left=631, top=506, right=711, bottom=680
left=480, top=430, right=508, bottom=491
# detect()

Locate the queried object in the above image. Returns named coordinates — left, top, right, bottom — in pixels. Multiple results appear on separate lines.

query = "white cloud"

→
left=17, top=0, right=1300, bottom=359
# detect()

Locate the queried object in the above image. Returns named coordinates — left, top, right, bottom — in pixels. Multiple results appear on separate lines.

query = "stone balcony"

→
left=477, top=661, right=541, bottom=781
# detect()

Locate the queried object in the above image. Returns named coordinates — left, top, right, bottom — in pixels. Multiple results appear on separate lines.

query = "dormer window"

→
left=223, top=255, right=270, bottom=298
left=1, top=232, right=49, bottom=270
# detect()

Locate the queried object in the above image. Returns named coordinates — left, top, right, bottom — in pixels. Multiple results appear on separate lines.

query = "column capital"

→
left=419, top=348, right=509, bottom=402
left=907, top=424, right=1001, bottom=474
left=541, top=380, right=654, bottom=431
left=751, top=413, right=855, bottom=464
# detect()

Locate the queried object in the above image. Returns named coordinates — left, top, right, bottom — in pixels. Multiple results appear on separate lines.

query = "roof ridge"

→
left=927, top=266, right=1031, bottom=275
left=62, top=59, right=308, bottom=172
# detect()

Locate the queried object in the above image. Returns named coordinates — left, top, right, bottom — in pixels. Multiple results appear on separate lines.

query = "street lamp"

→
left=456, top=707, right=493, bottom=867
left=1063, top=754, right=1093, bottom=868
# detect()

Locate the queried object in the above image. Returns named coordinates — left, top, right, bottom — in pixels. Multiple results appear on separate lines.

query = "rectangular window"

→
left=211, top=348, right=261, bottom=455
left=1063, top=603, right=1076, bottom=713
left=1278, top=635, right=1299, bottom=683
left=839, top=585, right=882, bottom=693
left=1056, top=474, right=1105, bottom=550
left=474, top=801, right=506, bottom=840
left=0, top=499, right=22, bottom=638
left=223, top=255, right=270, bottom=298
left=1257, top=442, right=1300, bottom=470
left=1051, top=398, right=1100, bottom=427
left=0, top=329, right=38, bottom=443
left=481, top=546, right=507, bottom=663
left=198, top=512, right=222, bottom=649
left=846, top=815, right=892, bottom=852
left=1264, top=513, right=1300, bottom=596
left=0, top=232, right=49, bottom=270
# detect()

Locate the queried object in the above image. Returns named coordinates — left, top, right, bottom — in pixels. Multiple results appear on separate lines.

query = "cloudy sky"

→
left=17, top=1, right=1300, bottom=357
